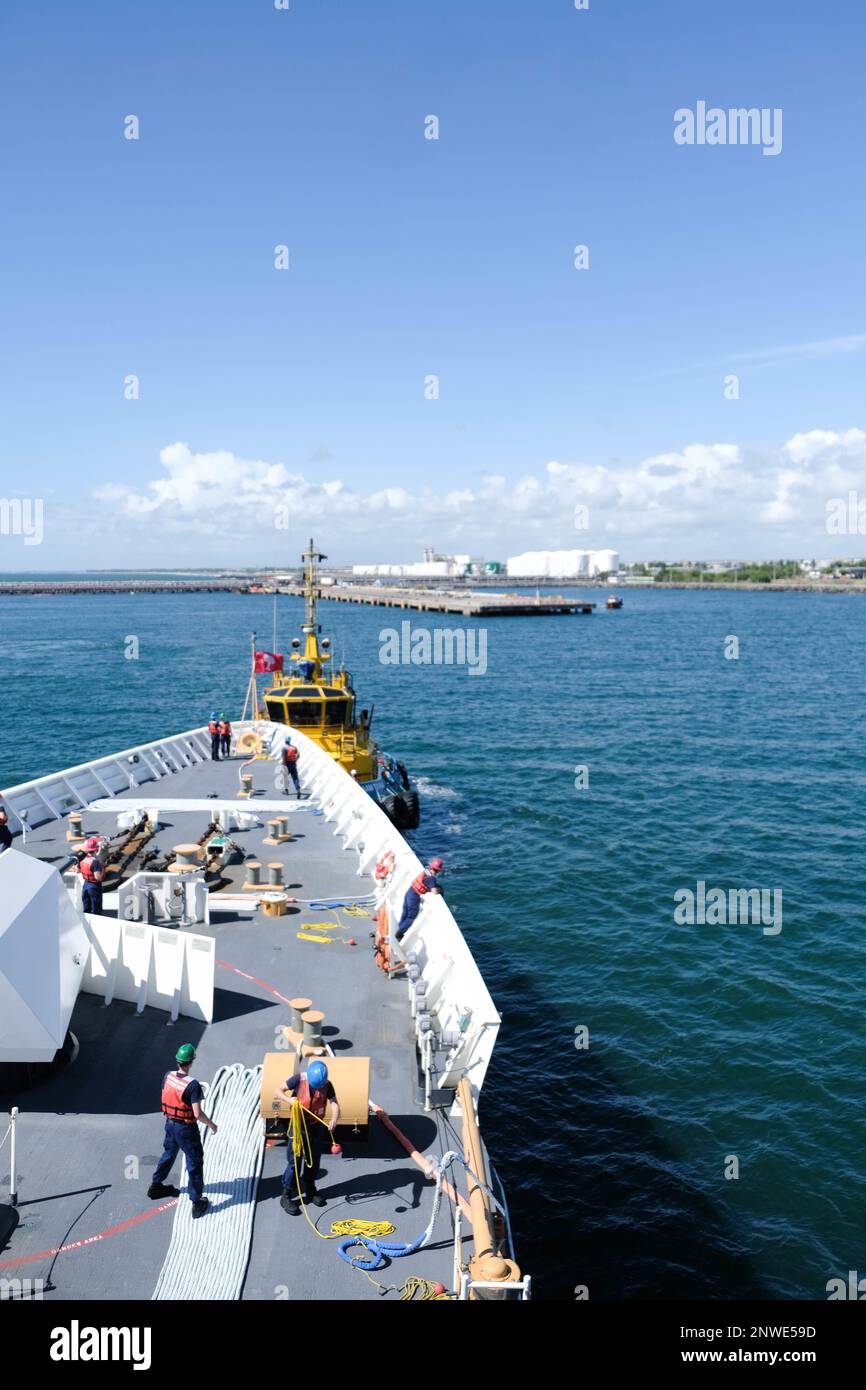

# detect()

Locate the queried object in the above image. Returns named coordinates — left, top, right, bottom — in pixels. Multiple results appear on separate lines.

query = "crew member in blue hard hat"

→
left=395, top=857, right=445, bottom=942
left=281, top=735, right=301, bottom=798
left=208, top=710, right=221, bottom=761
left=148, top=1043, right=217, bottom=1219
left=276, top=1060, right=340, bottom=1215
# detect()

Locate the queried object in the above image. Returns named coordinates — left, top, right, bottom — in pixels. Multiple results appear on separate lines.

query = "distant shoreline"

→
left=1, top=576, right=866, bottom=598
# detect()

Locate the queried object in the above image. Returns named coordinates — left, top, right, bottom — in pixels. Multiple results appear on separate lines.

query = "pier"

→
left=320, top=585, right=596, bottom=616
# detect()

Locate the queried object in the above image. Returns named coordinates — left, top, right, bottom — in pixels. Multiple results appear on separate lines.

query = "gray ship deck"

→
left=2, top=755, right=467, bottom=1301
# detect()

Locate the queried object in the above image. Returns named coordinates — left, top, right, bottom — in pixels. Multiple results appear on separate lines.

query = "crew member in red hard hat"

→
left=277, top=1060, right=340, bottom=1216
left=281, top=735, right=301, bottom=798
left=148, top=1043, right=217, bottom=1219
left=79, top=837, right=106, bottom=914
left=395, top=857, right=445, bottom=942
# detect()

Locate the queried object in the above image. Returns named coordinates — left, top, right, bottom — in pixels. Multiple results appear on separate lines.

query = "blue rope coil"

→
left=307, top=898, right=374, bottom=909
left=338, top=1229, right=428, bottom=1270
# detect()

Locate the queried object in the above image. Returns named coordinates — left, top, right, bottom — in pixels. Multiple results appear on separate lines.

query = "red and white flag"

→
left=254, top=651, right=284, bottom=673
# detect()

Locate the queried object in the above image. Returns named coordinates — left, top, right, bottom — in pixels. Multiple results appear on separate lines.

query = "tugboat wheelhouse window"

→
left=287, top=698, right=324, bottom=727
left=265, top=700, right=287, bottom=722
left=323, top=699, right=349, bottom=727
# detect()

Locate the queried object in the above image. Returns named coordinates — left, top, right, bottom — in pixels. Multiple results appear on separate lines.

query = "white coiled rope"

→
left=152, top=1063, right=264, bottom=1301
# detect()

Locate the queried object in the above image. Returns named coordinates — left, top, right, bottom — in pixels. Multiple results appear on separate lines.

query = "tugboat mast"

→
left=302, top=538, right=326, bottom=634
left=299, top=538, right=329, bottom=678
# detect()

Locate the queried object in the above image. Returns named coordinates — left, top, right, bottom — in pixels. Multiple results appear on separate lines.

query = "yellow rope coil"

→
left=287, top=1100, right=452, bottom=1297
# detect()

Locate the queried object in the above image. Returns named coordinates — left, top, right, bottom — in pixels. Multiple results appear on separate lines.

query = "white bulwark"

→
left=0, top=850, right=90, bottom=1062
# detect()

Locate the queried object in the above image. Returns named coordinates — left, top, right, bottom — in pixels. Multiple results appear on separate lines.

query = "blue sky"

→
left=1, top=0, right=865, bottom=567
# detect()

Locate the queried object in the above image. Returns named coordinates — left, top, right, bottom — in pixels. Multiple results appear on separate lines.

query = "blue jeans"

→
left=282, top=1131, right=325, bottom=1198
left=82, top=882, right=103, bottom=914
left=284, top=763, right=300, bottom=794
left=153, top=1119, right=204, bottom=1203
left=396, top=888, right=421, bottom=941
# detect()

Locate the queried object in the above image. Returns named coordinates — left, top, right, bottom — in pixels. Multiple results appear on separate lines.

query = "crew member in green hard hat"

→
left=277, top=1060, right=340, bottom=1216
left=148, top=1043, right=217, bottom=1218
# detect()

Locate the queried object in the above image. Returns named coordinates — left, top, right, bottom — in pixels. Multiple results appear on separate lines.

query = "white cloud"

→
left=83, top=431, right=866, bottom=564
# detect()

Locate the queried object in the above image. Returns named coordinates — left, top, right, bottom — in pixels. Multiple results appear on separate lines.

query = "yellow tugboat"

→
left=245, top=539, right=420, bottom=829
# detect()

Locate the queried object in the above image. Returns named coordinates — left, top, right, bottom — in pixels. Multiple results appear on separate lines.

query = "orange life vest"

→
left=208, top=720, right=219, bottom=735
left=161, top=1070, right=197, bottom=1123
left=411, top=871, right=436, bottom=895
left=80, top=856, right=100, bottom=883
left=219, top=721, right=231, bottom=735
left=296, top=1076, right=328, bottom=1121
left=282, top=746, right=299, bottom=765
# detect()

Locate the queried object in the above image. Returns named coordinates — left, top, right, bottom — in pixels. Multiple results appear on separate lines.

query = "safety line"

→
left=215, top=957, right=295, bottom=1006
left=0, top=1199, right=177, bottom=1271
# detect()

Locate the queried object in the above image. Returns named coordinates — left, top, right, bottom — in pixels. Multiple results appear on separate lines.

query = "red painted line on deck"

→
left=0, top=1199, right=177, bottom=1270
left=2, top=959, right=325, bottom=1271
left=216, top=957, right=295, bottom=1006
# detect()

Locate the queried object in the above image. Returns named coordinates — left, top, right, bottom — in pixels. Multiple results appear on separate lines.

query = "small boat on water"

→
left=606, top=594, right=623, bottom=609
left=252, top=541, right=420, bottom=831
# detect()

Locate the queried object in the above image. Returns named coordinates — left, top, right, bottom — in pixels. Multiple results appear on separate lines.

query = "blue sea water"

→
left=1, top=585, right=864, bottom=1301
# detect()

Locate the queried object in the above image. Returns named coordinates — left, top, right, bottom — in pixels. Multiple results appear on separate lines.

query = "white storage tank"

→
left=588, top=549, right=619, bottom=576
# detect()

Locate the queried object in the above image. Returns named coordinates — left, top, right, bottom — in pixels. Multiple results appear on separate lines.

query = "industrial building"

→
left=352, top=548, right=492, bottom=579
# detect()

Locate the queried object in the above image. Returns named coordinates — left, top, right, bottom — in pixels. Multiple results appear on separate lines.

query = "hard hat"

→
left=219, top=712, right=226, bottom=719
left=84, top=837, right=101, bottom=853
left=429, top=857, right=444, bottom=872
left=284, top=735, right=293, bottom=743
left=210, top=711, right=218, bottom=719
left=307, top=1060, right=328, bottom=1090
left=176, top=1043, right=196, bottom=1064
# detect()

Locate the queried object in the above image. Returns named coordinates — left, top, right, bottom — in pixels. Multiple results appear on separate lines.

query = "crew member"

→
left=218, top=713, right=232, bottom=758
left=395, top=857, right=444, bottom=942
left=281, top=735, right=301, bottom=798
left=358, top=708, right=371, bottom=733
left=148, top=1043, right=217, bottom=1218
left=0, top=805, right=11, bottom=854
left=208, top=710, right=221, bottom=761
left=79, top=836, right=106, bottom=913
left=277, top=1060, right=340, bottom=1215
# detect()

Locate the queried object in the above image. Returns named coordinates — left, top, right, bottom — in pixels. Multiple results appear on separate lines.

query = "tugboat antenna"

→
left=301, top=536, right=327, bottom=632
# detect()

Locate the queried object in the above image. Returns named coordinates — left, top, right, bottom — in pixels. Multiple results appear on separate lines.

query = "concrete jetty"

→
left=321, top=585, right=596, bottom=616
